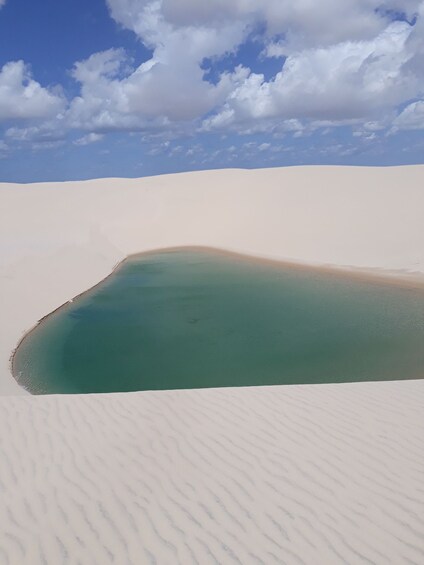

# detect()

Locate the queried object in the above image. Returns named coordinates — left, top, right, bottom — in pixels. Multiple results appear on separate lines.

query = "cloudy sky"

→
left=1, top=0, right=423, bottom=182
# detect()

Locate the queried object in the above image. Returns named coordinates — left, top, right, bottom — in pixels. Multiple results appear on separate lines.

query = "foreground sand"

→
left=1, top=166, right=424, bottom=563
left=1, top=381, right=423, bottom=564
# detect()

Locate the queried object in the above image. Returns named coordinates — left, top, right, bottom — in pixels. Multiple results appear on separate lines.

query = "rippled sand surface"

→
left=1, top=381, right=423, bottom=564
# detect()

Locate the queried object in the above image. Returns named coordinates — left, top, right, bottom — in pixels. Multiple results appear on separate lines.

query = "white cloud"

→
left=74, top=132, right=104, bottom=146
left=65, top=42, right=249, bottom=134
left=99, top=0, right=423, bottom=137
left=6, top=123, right=65, bottom=142
left=87, top=2, right=247, bottom=129
left=0, top=61, right=65, bottom=121
left=403, top=2, right=424, bottom=82
left=392, top=100, right=424, bottom=129
left=258, top=142, right=271, bottom=151
left=107, top=1, right=422, bottom=50
left=0, top=0, right=6, bottom=8
left=3, top=0, right=424, bottom=147
left=203, top=21, right=416, bottom=131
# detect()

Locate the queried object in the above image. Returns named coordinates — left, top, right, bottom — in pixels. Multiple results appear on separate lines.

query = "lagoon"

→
left=13, top=249, right=424, bottom=394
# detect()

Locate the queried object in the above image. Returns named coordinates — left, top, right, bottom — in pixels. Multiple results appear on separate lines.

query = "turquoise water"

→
left=13, top=249, right=424, bottom=394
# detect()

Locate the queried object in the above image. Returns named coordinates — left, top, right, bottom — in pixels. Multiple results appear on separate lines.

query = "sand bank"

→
left=1, top=166, right=424, bottom=562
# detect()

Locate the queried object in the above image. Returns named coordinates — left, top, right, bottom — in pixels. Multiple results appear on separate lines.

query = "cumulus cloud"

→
left=65, top=43, right=248, bottom=134
left=112, top=0, right=419, bottom=47
left=3, top=0, right=424, bottom=151
left=203, top=21, right=417, bottom=131
left=0, top=61, right=65, bottom=121
left=403, top=2, right=424, bottom=82
left=100, top=0, right=424, bottom=134
left=65, top=0, right=251, bottom=130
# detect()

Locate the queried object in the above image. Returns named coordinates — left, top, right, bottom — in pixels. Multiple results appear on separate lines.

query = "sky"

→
left=0, top=0, right=423, bottom=182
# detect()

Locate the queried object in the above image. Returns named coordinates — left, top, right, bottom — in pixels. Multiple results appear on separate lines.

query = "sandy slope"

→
left=1, top=166, right=424, bottom=563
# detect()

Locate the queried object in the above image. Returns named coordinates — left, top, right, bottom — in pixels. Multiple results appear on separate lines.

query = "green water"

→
left=13, top=249, right=424, bottom=394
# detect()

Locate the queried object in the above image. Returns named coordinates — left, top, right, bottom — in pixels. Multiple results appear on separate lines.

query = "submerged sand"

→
left=0, top=166, right=424, bottom=563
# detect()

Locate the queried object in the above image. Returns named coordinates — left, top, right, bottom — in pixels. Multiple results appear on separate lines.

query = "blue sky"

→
left=0, top=0, right=423, bottom=182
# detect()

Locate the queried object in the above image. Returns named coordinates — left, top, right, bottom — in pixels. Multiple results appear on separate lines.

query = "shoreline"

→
left=130, top=245, right=424, bottom=290
left=2, top=165, right=424, bottom=395
left=11, top=245, right=424, bottom=395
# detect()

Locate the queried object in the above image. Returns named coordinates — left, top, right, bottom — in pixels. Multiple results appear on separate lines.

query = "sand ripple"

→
left=1, top=380, right=423, bottom=564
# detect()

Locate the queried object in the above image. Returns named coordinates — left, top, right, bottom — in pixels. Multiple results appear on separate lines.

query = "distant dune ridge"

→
left=0, top=166, right=424, bottom=563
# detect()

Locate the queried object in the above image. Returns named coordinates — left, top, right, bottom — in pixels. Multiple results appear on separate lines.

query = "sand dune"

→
left=1, top=166, right=424, bottom=563
left=1, top=381, right=424, bottom=564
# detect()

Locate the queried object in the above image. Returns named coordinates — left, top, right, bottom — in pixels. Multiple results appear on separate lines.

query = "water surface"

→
left=14, top=249, right=424, bottom=394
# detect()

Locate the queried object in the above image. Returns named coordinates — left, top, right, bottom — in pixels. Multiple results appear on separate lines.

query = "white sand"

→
left=0, top=166, right=424, bottom=563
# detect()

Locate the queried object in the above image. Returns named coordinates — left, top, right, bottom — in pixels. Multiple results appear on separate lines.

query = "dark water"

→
left=13, top=249, right=424, bottom=394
